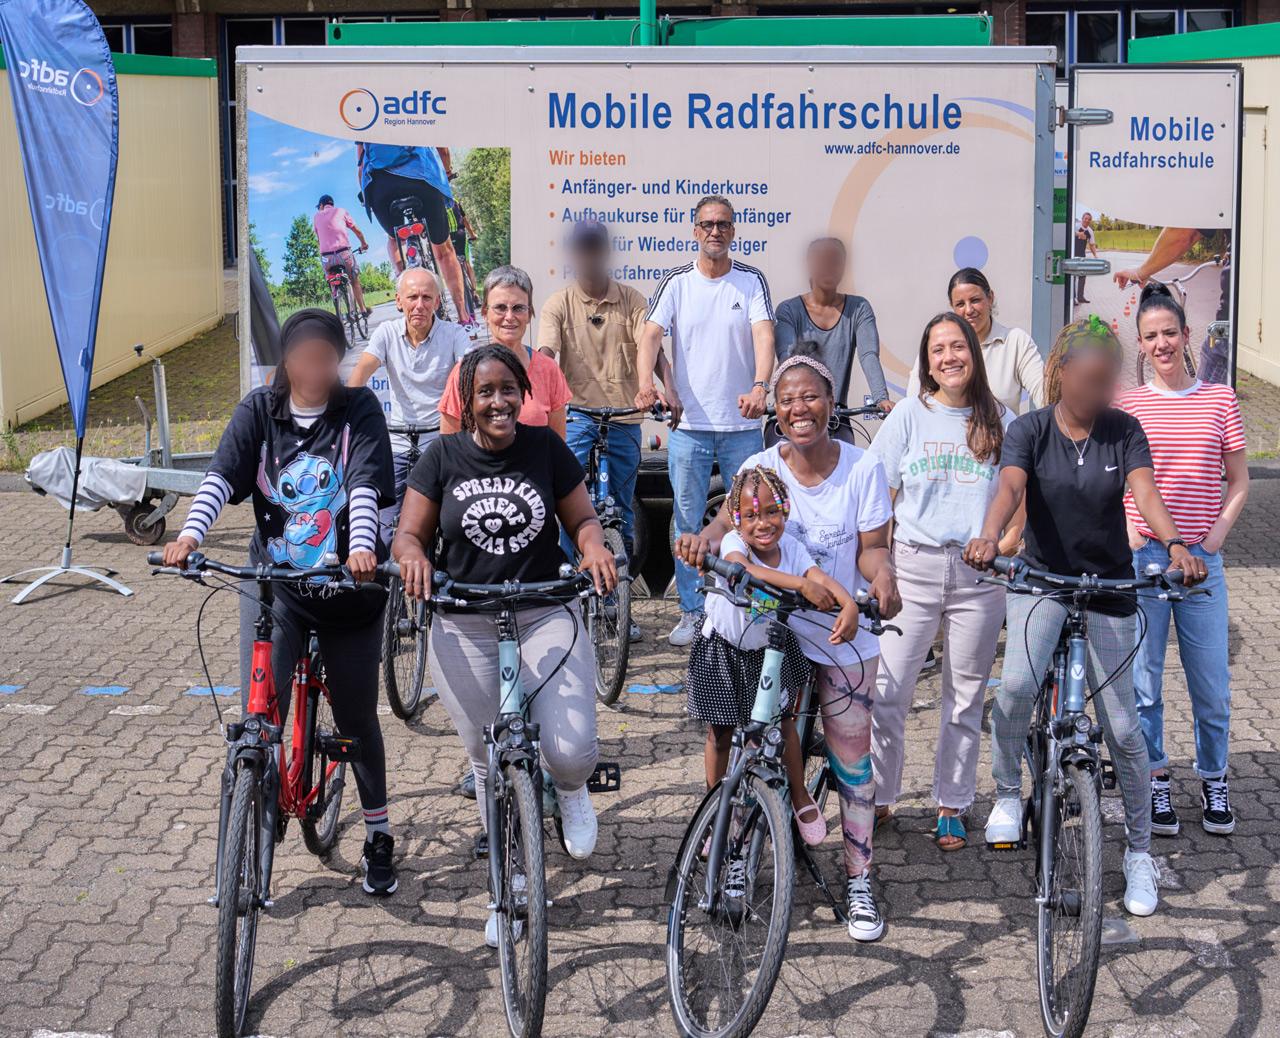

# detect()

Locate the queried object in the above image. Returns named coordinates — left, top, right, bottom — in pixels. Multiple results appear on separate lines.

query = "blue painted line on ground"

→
left=626, top=683, right=682, bottom=695
left=185, top=685, right=240, bottom=697
left=81, top=685, right=129, bottom=696
left=0, top=685, right=24, bottom=695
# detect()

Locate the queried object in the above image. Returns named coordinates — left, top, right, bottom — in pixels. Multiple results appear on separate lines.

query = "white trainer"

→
left=984, top=796, right=1023, bottom=845
left=667, top=611, right=701, bottom=647
left=557, top=784, right=598, bottom=860
left=1123, top=850, right=1160, bottom=917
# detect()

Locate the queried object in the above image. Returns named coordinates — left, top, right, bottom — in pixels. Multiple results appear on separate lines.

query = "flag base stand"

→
left=2, top=545, right=134, bottom=605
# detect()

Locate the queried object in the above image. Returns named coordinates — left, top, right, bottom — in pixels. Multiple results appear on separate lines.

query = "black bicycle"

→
left=982, top=556, right=1200, bottom=1038
left=665, top=555, right=896, bottom=1038
left=381, top=424, right=436, bottom=721
left=566, top=404, right=651, bottom=706
left=430, top=565, right=622, bottom=1038
left=322, top=246, right=369, bottom=345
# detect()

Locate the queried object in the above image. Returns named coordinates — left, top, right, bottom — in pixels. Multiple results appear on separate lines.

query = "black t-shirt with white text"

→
left=1000, top=406, right=1153, bottom=616
left=408, top=425, right=584, bottom=588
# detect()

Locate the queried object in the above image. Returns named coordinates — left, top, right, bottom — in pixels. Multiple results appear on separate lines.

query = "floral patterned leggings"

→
left=814, top=659, right=878, bottom=877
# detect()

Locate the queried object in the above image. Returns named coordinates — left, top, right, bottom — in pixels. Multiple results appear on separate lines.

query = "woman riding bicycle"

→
left=393, top=343, right=617, bottom=947
left=870, top=313, right=1020, bottom=852
left=677, top=351, right=902, bottom=943
left=910, top=268, right=1044, bottom=415
left=964, top=315, right=1207, bottom=918
left=1118, top=283, right=1249, bottom=837
left=162, top=308, right=399, bottom=897
left=439, top=266, right=571, bottom=439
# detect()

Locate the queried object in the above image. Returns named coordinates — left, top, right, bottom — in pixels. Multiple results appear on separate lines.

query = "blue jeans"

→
left=563, top=411, right=643, bottom=558
left=1132, top=540, right=1231, bottom=779
left=669, top=426, right=762, bottom=614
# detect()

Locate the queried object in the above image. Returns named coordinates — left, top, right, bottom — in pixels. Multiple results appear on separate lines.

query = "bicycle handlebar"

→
left=568, top=404, right=663, bottom=421
left=385, top=422, right=439, bottom=437
left=990, top=555, right=1191, bottom=596
left=147, top=551, right=398, bottom=589
left=430, top=564, right=594, bottom=607
left=700, top=553, right=899, bottom=635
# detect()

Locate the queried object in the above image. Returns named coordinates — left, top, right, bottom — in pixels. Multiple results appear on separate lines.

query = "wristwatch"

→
left=751, top=380, right=768, bottom=391
left=1163, top=537, right=1187, bottom=550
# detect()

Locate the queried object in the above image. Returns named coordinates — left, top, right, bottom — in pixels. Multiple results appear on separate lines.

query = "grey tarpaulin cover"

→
left=26, top=447, right=148, bottom=511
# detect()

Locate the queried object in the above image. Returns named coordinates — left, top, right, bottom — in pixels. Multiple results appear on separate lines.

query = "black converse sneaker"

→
left=361, top=832, right=398, bottom=896
left=845, top=870, right=884, bottom=942
left=1151, top=775, right=1180, bottom=837
left=1201, top=779, right=1235, bottom=835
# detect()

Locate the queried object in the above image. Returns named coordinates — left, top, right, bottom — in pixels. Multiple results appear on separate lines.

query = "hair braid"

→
left=728, top=466, right=791, bottom=528
left=458, top=344, right=532, bottom=432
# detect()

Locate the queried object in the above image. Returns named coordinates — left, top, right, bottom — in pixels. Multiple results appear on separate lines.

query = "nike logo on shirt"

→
left=1105, top=465, right=1118, bottom=472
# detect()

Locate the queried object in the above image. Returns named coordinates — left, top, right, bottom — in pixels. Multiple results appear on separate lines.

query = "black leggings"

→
left=238, top=586, right=388, bottom=812
left=364, top=169, right=451, bottom=246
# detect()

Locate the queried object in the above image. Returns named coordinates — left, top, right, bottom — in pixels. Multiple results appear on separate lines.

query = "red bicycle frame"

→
left=246, top=636, right=339, bottom=819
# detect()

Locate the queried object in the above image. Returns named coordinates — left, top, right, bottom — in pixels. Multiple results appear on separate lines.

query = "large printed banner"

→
left=1069, top=66, right=1241, bottom=387
left=243, top=51, right=1051, bottom=407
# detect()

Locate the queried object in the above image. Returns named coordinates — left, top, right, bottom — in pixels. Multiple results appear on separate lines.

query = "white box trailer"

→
left=236, top=46, right=1057, bottom=411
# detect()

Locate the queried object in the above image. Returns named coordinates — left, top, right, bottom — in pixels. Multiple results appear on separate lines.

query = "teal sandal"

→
left=935, top=814, right=967, bottom=851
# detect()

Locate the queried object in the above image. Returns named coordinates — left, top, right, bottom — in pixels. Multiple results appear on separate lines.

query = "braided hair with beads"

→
left=727, top=466, right=791, bottom=529
left=456, top=344, right=533, bottom=433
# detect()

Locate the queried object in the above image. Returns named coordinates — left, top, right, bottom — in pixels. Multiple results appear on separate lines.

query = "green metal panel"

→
left=1128, top=22, right=1280, bottom=63
left=666, top=15, right=991, bottom=48
left=0, top=49, right=216, bottom=77
left=328, top=19, right=648, bottom=48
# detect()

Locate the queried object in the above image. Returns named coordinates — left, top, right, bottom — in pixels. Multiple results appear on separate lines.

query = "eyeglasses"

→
left=696, top=220, right=733, bottom=234
left=488, top=304, right=530, bottom=317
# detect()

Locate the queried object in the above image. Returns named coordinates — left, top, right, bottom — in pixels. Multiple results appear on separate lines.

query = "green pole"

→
left=639, top=0, right=657, bottom=45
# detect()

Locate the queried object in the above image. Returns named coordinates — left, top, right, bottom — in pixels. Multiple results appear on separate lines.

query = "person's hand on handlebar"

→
left=577, top=540, right=618, bottom=595
left=962, top=536, right=1000, bottom=571
left=398, top=551, right=433, bottom=601
left=163, top=535, right=199, bottom=569
left=830, top=601, right=860, bottom=644
left=1167, top=542, right=1208, bottom=586
left=346, top=549, right=377, bottom=585
left=867, top=567, right=902, bottom=620
left=674, top=532, right=712, bottom=573
left=798, top=577, right=837, bottom=612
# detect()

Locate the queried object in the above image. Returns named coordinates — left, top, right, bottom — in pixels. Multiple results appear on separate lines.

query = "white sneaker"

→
left=557, top=784, right=598, bottom=860
left=1123, top=849, right=1160, bottom=917
left=667, top=611, right=701, bottom=647
left=984, top=796, right=1023, bottom=845
left=845, top=870, right=885, bottom=942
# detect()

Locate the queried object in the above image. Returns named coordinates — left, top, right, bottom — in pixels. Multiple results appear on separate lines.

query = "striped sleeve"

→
left=348, top=486, right=381, bottom=554
left=1221, top=391, right=1246, bottom=453
left=179, top=472, right=233, bottom=546
left=644, top=262, right=692, bottom=327
left=734, top=261, right=775, bottom=321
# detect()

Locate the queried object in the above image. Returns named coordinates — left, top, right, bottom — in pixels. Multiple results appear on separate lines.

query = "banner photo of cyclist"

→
left=237, top=48, right=1061, bottom=408
left=1067, top=66, right=1242, bottom=388
left=245, top=109, right=510, bottom=400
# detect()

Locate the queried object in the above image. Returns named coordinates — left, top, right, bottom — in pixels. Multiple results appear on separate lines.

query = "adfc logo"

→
left=339, top=88, right=379, bottom=131
left=17, top=58, right=104, bottom=106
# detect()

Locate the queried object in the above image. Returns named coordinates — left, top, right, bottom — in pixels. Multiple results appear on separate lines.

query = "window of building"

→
left=282, top=18, right=327, bottom=45
left=1076, top=10, right=1120, bottom=64
left=1186, top=9, right=1232, bottom=31
left=1132, top=10, right=1176, bottom=38
left=131, top=22, right=173, bottom=55
left=1026, top=11, right=1067, bottom=78
left=100, top=22, right=127, bottom=53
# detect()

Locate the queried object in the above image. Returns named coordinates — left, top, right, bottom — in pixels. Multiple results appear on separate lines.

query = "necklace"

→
left=1056, top=405, right=1094, bottom=467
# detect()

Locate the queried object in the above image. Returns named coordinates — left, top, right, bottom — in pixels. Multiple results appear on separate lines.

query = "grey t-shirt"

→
left=774, top=294, right=887, bottom=404
left=870, top=394, right=1013, bottom=547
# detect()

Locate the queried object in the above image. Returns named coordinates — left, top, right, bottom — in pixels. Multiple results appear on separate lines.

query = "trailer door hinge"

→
left=1058, top=106, right=1114, bottom=129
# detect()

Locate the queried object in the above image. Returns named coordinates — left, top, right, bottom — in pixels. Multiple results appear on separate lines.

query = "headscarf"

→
left=273, top=308, right=347, bottom=394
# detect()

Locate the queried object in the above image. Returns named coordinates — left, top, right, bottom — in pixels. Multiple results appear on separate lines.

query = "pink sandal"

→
left=794, top=802, right=827, bottom=846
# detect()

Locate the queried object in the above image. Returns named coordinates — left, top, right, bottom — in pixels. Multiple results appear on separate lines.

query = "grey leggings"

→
left=993, top=592, right=1151, bottom=853
left=429, top=603, right=599, bottom=825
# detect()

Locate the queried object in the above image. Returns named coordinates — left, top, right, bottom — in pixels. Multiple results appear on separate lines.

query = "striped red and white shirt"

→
left=1116, top=380, right=1245, bottom=544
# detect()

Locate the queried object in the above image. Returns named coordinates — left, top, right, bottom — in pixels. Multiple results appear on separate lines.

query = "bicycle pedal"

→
left=985, top=838, right=1027, bottom=852
left=318, top=734, right=362, bottom=762
left=1100, top=759, right=1118, bottom=790
left=586, top=761, right=621, bottom=794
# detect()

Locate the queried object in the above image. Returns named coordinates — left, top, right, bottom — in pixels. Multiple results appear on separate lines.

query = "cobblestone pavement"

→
left=1, top=484, right=1278, bottom=1038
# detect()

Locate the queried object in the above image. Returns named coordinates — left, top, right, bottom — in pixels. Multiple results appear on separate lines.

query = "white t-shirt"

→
left=739, top=442, right=892, bottom=666
left=702, top=530, right=817, bottom=651
left=645, top=260, right=773, bottom=433
left=363, top=316, right=473, bottom=453
left=870, top=394, right=1014, bottom=547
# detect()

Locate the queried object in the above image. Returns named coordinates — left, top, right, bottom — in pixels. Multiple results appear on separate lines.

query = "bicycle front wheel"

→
left=215, top=762, right=263, bottom=1038
left=496, top=765, right=548, bottom=1038
left=1037, top=761, right=1104, bottom=1038
left=667, top=775, right=794, bottom=1038
left=381, top=575, right=428, bottom=720
left=589, top=526, right=631, bottom=706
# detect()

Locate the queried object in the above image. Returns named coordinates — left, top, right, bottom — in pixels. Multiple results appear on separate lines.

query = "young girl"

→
left=684, top=465, right=862, bottom=849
